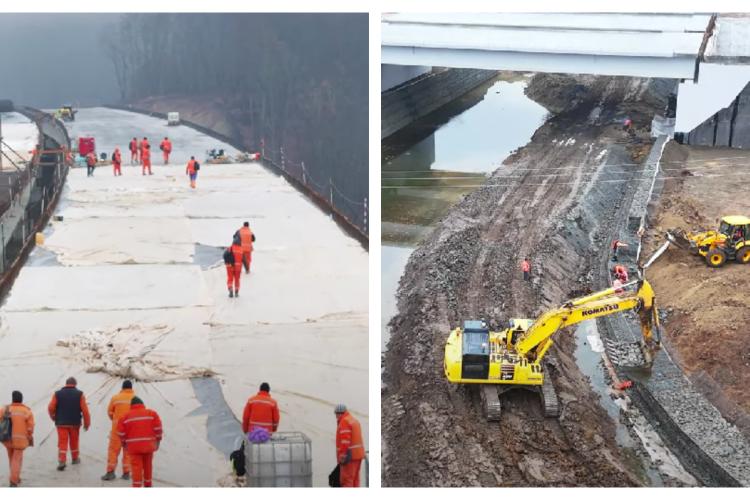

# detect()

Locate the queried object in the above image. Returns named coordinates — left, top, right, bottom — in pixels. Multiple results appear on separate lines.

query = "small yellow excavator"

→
left=444, top=279, right=661, bottom=421
left=667, top=215, right=750, bottom=268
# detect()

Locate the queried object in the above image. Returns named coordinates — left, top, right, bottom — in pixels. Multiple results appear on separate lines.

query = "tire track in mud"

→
left=383, top=116, right=651, bottom=486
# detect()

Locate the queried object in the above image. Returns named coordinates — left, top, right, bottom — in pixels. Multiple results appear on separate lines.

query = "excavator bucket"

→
left=666, top=229, right=692, bottom=250
left=603, top=338, right=654, bottom=368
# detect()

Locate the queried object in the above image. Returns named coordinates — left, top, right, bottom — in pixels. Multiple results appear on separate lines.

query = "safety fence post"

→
left=329, top=178, right=334, bottom=220
left=280, top=147, right=285, bottom=172
left=363, top=197, right=368, bottom=234
left=301, top=162, right=306, bottom=186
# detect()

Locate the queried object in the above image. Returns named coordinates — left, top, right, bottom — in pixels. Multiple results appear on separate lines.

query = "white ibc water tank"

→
left=167, top=112, right=180, bottom=126
left=244, top=431, right=313, bottom=487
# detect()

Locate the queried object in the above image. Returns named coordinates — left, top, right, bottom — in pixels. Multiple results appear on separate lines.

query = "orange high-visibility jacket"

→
left=521, top=260, right=530, bottom=272
left=230, top=243, right=243, bottom=266
left=129, top=140, right=138, bottom=153
left=241, top=391, right=280, bottom=433
left=0, top=403, right=34, bottom=450
left=160, top=139, right=172, bottom=153
left=86, top=152, right=96, bottom=167
left=48, top=385, right=91, bottom=428
left=140, top=140, right=149, bottom=153
left=142, top=147, right=151, bottom=162
left=336, top=411, right=365, bottom=461
left=107, top=388, right=134, bottom=432
left=116, top=403, right=162, bottom=455
left=186, top=159, right=196, bottom=175
left=239, top=226, right=254, bottom=252
left=113, top=149, right=121, bottom=164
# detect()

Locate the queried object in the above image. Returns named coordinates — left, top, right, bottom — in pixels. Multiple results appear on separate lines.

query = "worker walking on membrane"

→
left=48, top=377, right=90, bottom=471
left=0, top=391, right=34, bottom=487
left=101, top=380, right=134, bottom=481
left=241, top=383, right=280, bottom=434
left=335, top=404, right=364, bottom=487
left=129, top=137, right=139, bottom=165
left=116, top=396, right=162, bottom=488
left=112, top=147, right=122, bottom=176
left=85, top=150, right=97, bottom=177
left=159, top=137, right=172, bottom=165
left=186, top=156, right=199, bottom=188
left=223, top=234, right=244, bottom=297
left=234, top=222, right=256, bottom=273
left=141, top=144, right=152, bottom=175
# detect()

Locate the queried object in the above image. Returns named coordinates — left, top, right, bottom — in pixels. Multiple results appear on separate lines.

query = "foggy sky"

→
left=0, top=13, right=120, bottom=108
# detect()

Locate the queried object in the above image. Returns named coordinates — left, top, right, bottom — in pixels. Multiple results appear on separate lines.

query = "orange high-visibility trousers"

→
left=142, top=160, right=152, bottom=175
left=339, top=459, right=362, bottom=487
left=163, top=151, right=170, bottom=165
left=129, top=452, right=154, bottom=487
left=3, top=444, right=23, bottom=485
left=56, top=426, right=80, bottom=463
left=242, top=251, right=252, bottom=273
left=226, top=264, right=242, bottom=291
left=114, top=163, right=121, bottom=176
left=106, top=432, right=130, bottom=474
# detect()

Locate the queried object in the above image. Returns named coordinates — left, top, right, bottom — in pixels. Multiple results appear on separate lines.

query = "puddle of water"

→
left=27, top=245, right=62, bottom=266
left=190, top=376, right=242, bottom=458
left=381, top=245, right=414, bottom=352
left=575, top=320, right=664, bottom=486
left=193, top=243, right=225, bottom=269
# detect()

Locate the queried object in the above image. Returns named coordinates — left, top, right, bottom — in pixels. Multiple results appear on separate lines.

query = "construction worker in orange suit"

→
left=129, top=137, right=139, bottom=165
left=140, top=137, right=149, bottom=163
left=1, top=391, right=34, bottom=487
left=521, top=257, right=531, bottom=282
left=48, top=376, right=90, bottom=471
left=613, top=264, right=629, bottom=283
left=241, top=382, right=280, bottom=434
left=141, top=144, right=152, bottom=176
left=335, top=404, right=365, bottom=487
left=117, top=396, right=162, bottom=488
left=186, top=156, right=198, bottom=189
left=101, top=380, right=135, bottom=481
left=86, top=150, right=97, bottom=177
left=159, top=137, right=172, bottom=165
left=235, top=221, right=256, bottom=273
left=223, top=234, right=244, bottom=298
left=113, top=147, right=122, bottom=176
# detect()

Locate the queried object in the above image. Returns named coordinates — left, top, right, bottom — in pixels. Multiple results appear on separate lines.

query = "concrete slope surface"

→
left=0, top=107, right=368, bottom=487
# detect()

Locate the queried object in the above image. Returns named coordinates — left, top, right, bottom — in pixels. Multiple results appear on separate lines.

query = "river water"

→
left=381, top=76, right=548, bottom=350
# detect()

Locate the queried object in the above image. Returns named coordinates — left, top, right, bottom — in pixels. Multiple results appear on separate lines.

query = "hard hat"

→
left=334, top=404, right=347, bottom=414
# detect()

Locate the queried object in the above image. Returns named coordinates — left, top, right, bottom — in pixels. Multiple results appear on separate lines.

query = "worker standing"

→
left=1, top=391, right=34, bottom=487
left=521, top=257, right=531, bottom=282
left=129, top=137, right=139, bottom=165
left=241, top=383, right=280, bottom=434
left=101, top=380, right=135, bottom=481
left=141, top=144, right=152, bottom=176
left=185, top=156, right=199, bottom=188
left=612, top=239, right=629, bottom=262
left=48, top=377, right=90, bottom=471
left=159, top=137, right=172, bottom=165
left=116, top=397, right=162, bottom=488
left=235, top=222, right=256, bottom=274
left=334, top=404, right=364, bottom=487
left=112, top=147, right=122, bottom=176
left=613, top=264, right=629, bottom=282
left=86, top=151, right=97, bottom=177
left=223, top=235, right=244, bottom=298
left=140, top=137, right=149, bottom=162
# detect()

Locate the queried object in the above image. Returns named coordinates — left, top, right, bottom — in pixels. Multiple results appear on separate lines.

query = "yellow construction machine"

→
left=667, top=215, right=750, bottom=268
left=444, top=280, right=661, bottom=421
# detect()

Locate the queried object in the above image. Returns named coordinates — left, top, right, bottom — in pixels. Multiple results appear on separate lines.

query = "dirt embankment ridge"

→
left=383, top=75, right=673, bottom=486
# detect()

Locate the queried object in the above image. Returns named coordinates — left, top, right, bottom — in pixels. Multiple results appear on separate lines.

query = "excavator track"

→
left=481, top=385, right=502, bottom=421
left=541, top=376, right=560, bottom=418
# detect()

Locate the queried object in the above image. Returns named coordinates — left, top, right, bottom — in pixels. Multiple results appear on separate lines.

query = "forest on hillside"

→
left=103, top=13, right=368, bottom=230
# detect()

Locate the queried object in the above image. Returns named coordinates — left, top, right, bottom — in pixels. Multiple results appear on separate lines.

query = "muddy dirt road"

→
left=643, top=143, right=750, bottom=434
left=383, top=96, right=665, bottom=486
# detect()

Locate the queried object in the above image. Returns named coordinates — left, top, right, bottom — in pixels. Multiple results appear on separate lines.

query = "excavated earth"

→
left=383, top=74, right=671, bottom=487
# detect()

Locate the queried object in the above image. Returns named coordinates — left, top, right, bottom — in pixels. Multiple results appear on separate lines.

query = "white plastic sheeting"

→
left=0, top=108, right=367, bottom=486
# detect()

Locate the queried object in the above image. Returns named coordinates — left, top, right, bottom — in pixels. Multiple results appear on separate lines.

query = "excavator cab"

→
left=460, top=320, right=490, bottom=380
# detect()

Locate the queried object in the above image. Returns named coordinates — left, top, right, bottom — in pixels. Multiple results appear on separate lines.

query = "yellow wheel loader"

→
left=667, top=215, right=750, bottom=268
left=444, top=280, right=661, bottom=421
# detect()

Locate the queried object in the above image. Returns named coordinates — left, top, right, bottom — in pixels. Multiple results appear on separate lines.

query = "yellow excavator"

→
left=444, top=279, right=661, bottom=421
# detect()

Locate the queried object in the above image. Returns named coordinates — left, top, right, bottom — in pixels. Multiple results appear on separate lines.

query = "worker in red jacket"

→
left=85, top=151, right=97, bottom=177
left=235, top=222, right=256, bottom=273
left=335, top=404, right=365, bottom=487
left=241, top=382, right=280, bottom=434
left=185, top=156, right=199, bottom=189
left=48, top=377, right=91, bottom=471
left=141, top=144, right=152, bottom=176
left=159, top=137, right=172, bottom=165
left=140, top=137, right=149, bottom=162
left=521, top=257, right=531, bottom=282
left=117, top=396, right=162, bottom=488
left=112, top=147, right=122, bottom=176
left=223, top=234, right=244, bottom=297
left=129, top=138, right=139, bottom=165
